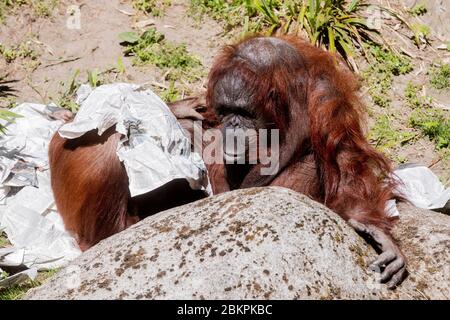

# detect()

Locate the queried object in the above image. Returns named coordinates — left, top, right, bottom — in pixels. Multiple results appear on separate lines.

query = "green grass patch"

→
left=0, top=76, right=19, bottom=135
left=429, top=64, right=450, bottom=90
left=0, top=231, right=10, bottom=247
left=189, top=0, right=251, bottom=32
left=56, top=69, right=81, bottom=112
left=411, top=23, right=430, bottom=47
left=189, top=1, right=414, bottom=71
left=0, top=74, right=18, bottom=128
left=368, top=114, right=416, bottom=153
left=0, top=269, right=58, bottom=300
left=0, top=109, right=20, bottom=134
left=409, top=109, right=450, bottom=150
left=408, top=3, right=427, bottom=16
left=0, top=41, right=38, bottom=63
left=34, top=0, right=59, bottom=17
left=119, top=27, right=204, bottom=93
left=120, top=28, right=201, bottom=72
left=363, top=45, right=413, bottom=108
left=0, top=74, right=16, bottom=97
left=404, top=81, right=432, bottom=109
left=54, top=62, right=140, bottom=112
left=132, top=0, right=171, bottom=17
left=159, top=81, right=181, bottom=103
left=0, top=0, right=58, bottom=21
left=0, top=0, right=26, bottom=21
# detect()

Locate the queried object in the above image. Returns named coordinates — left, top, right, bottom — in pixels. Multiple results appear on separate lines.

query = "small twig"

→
left=399, top=47, right=416, bottom=59
left=428, top=157, right=442, bottom=169
left=432, top=100, right=450, bottom=111
left=162, top=69, right=171, bottom=80
left=31, top=39, right=55, bottom=56
left=415, top=288, right=430, bottom=300
left=26, top=78, right=46, bottom=103
left=181, top=78, right=190, bottom=88
left=115, top=7, right=135, bottom=16
left=150, top=81, right=168, bottom=89
left=384, top=25, right=411, bottom=47
left=43, top=56, right=82, bottom=68
left=98, top=67, right=116, bottom=76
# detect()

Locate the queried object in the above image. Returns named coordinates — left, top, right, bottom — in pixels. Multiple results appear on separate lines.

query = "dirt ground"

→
left=0, top=0, right=224, bottom=102
left=0, top=0, right=448, bottom=181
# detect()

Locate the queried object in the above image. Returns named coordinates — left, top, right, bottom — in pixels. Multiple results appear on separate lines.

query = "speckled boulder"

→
left=388, top=203, right=450, bottom=299
left=24, top=187, right=449, bottom=300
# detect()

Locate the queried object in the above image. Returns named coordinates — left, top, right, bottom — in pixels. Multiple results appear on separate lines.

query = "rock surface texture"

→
left=24, top=187, right=449, bottom=300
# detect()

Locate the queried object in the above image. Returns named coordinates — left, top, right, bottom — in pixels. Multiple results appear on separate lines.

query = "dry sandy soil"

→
left=0, top=0, right=224, bottom=102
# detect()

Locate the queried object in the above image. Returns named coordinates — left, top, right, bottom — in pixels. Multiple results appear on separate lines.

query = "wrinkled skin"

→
left=168, top=95, right=206, bottom=120
left=48, top=108, right=74, bottom=122
left=348, top=219, right=407, bottom=289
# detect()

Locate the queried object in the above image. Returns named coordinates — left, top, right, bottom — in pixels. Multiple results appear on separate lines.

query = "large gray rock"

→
left=24, top=187, right=449, bottom=300
left=389, top=203, right=450, bottom=299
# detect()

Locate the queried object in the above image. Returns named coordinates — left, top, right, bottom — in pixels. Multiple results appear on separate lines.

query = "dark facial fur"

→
left=210, top=36, right=310, bottom=186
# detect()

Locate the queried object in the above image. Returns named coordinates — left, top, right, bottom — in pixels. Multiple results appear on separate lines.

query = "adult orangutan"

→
left=49, top=34, right=406, bottom=288
left=202, top=35, right=406, bottom=289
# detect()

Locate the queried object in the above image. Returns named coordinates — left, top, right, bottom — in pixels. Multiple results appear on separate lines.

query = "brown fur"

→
left=204, top=35, right=399, bottom=234
left=49, top=128, right=130, bottom=251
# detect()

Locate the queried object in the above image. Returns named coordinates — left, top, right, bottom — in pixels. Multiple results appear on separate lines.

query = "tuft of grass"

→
left=0, top=231, right=10, bottom=247
left=31, top=0, right=59, bottom=17
left=0, top=109, right=19, bottom=134
left=0, top=75, right=20, bottom=134
left=54, top=65, right=131, bottom=112
left=0, top=41, right=38, bottom=63
left=189, top=0, right=249, bottom=32
left=403, top=80, right=448, bottom=150
left=287, top=0, right=377, bottom=70
left=369, top=45, right=413, bottom=76
left=120, top=28, right=205, bottom=99
left=120, top=28, right=201, bottom=72
left=368, top=114, right=416, bottom=153
left=87, top=69, right=101, bottom=88
left=0, top=0, right=26, bottom=21
left=57, top=69, right=81, bottom=112
left=409, top=109, right=450, bottom=150
left=159, top=81, right=181, bottom=103
left=408, top=3, right=427, bottom=16
left=429, top=64, right=450, bottom=90
left=395, top=155, right=408, bottom=164
left=411, top=23, right=430, bottom=47
left=116, top=56, right=126, bottom=74
left=190, top=1, right=404, bottom=71
left=132, top=0, right=171, bottom=17
left=0, top=269, right=59, bottom=300
left=0, top=74, right=16, bottom=98
left=363, top=45, right=413, bottom=108
left=0, top=0, right=59, bottom=21
left=404, top=81, right=432, bottom=109
left=190, top=1, right=425, bottom=70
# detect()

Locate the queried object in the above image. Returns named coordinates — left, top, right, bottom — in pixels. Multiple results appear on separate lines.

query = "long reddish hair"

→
left=206, top=34, right=398, bottom=232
